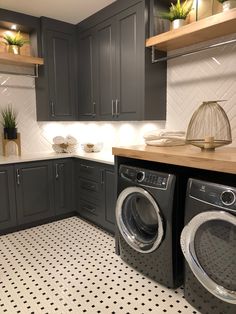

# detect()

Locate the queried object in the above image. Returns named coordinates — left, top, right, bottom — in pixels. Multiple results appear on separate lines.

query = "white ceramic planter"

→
left=171, top=19, right=186, bottom=30
left=223, top=0, right=236, bottom=11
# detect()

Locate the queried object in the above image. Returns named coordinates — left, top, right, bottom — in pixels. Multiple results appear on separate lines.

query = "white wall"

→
left=0, top=34, right=235, bottom=155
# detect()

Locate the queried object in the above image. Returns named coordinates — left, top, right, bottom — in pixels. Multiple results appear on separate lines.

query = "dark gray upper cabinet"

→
left=15, top=161, right=55, bottom=225
left=77, top=29, right=97, bottom=119
left=114, top=6, right=143, bottom=120
left=0, top=166, right=17, bottom=231
left=36, top=17, right=77, bottom=121
left=77, top=0, right=167, bottom=121
left=96, top=18, right=116, bottom=120
left=54, top=159, right=74, bottom=215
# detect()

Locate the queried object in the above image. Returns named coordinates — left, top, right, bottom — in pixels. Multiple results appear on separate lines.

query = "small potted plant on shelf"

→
left=217, top=0, right=236, bottom=11
left=1, top=105, right=18, bottom=140
left=2, top=31, right=29, bottom=55
left=160, top=0, right=194, bottom=30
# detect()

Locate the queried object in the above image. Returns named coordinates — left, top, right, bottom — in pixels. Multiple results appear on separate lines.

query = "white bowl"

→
left=81, top=142, right=103, bottom=153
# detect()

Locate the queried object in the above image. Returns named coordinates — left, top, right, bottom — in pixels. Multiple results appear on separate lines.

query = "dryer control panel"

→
left=119, top=165, right=169, bottom=189
left=189, top=179, right=236, bottom=211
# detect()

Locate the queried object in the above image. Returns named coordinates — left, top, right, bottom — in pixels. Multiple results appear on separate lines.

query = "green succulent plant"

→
left=160, top=0, right=194, bottom=22
left=3, top=31, right=30, bottom=47
left=1, top=106, right=17, bottom=128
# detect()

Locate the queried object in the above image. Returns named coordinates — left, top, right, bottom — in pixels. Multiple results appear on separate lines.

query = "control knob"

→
left=136, top=171, right=145, bottom=183
left=220, top=190, right=236, bottom=206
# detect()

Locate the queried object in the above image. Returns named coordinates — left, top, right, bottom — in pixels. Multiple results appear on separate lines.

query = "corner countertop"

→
left=112, top=145, right=236, bottom=174
left=0, top=150, right=114, bottom=166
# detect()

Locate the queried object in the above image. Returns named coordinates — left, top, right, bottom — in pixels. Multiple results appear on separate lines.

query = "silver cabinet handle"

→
left=50, top=101, right=55, bottom=117
left=80, top=164, right=94, bottom=170
left=16, top=169, right=20, bottom=185
left=115, top=99, right=120, bottom=117
left=55, top=164, right=59, bottom=180
left=112, top=100, right=115, bottom=117
left=92, top=101, right=96, bottom=118
left=101, top=170, right=104, bottom=185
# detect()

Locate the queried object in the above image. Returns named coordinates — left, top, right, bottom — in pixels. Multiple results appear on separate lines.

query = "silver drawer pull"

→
left=80, top=164, right=94, bottom=170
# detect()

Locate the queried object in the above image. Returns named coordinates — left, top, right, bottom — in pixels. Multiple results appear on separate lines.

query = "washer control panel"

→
left=189, top=179, right=236, bottom=210
left=120, top=165, right=169, bottom=189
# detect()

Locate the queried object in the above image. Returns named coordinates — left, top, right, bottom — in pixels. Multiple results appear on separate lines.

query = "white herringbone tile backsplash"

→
left=167, top=34, right=236, bottom=145
left=0, top=33, right=235, bottom=155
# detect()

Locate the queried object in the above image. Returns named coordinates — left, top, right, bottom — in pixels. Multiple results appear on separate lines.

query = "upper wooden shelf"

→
left=146, top=8, right=236, bottom=51
left=0, top=52, right=44, bottom=67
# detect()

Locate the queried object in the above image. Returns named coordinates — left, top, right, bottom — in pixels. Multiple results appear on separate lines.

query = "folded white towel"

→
left=52, top=144, right=64, bottom=153
left=66, top=135, right=77, bottom=145
left=145, top=138, right=186, bottom=147
left=53, top=136, right=65, bottom=145
left=144, top=129, right=186, bottom=141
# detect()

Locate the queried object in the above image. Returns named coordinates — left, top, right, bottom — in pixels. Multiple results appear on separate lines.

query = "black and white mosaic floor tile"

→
left=0, top=217, right=199, bottom=313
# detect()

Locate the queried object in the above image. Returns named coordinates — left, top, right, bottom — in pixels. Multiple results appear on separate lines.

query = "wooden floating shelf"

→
left=0, top=52, right=44, bottom=67
left=146, top=8, right=236, bottom=51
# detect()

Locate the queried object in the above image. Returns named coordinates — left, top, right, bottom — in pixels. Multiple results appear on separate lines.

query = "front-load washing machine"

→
left=181, top=178, right=236, bottom=314
left=115, top=164, right=184, bottom=288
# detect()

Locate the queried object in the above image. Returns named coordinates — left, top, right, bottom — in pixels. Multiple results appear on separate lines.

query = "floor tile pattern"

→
left=0, top=217, right=199, bottom=313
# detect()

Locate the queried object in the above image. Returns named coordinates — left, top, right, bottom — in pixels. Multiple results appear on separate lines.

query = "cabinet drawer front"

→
left=77, top=161, right=101, bottom=181
left=79, top=178, right=100, bottom=193
left=78, top=178, right=102, bottom=202
left=78, top=199, right=104, bottom=226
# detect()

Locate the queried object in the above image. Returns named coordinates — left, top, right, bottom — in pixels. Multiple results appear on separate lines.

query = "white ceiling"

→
left=0, top=0, right=116, bottom=24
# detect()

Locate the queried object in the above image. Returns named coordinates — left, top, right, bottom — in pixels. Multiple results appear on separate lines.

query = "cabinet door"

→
left=96, top=18, right=116, bottom=120
left=104, top=168, right=116, bottom=233
left=54, top=159, right=73, bottom=215
left=47, top=29, right=77, bottom=120
left=15, top=161, right=54, bottom=225
left=115, top=4, right=143, bottom=120
left=0, top=166, right=17, bottom=231
left=78, top=29, right=97, bottom=120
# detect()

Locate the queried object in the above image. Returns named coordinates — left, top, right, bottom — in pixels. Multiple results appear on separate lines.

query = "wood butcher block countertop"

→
left=112, top=145, right=236, bottom=175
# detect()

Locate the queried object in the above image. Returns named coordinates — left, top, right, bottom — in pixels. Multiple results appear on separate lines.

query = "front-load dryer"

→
left=115, top=164, right=184, bottom=288
left=181, top=178, right=236, bottom=314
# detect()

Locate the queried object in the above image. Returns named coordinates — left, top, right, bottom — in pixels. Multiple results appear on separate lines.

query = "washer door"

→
left=116, top=187, right=164, bottom=254
left=181, top=211, right=236, bottom=304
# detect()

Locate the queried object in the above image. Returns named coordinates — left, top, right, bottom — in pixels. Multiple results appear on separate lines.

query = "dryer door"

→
left=116, top=186, right=164, bottom=254
left=181, top=211, right=236, bottom=304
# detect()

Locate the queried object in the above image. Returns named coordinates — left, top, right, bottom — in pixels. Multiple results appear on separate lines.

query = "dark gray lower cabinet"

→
left=0, top=158, right=114, bottom=235
left=0, top=166, right=17, bottom=230
left=76, top=159, right=116, bottom=234
left=54, top=159, right=73, bottom=215
left=15, top=161, right=55, bottom=225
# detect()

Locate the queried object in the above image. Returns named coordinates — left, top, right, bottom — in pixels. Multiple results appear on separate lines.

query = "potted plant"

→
left=160, top=0, right=194, bottom=30
left=1, top=106, right=18, bottom=140
left=217, top=0, right=236, bottom=11
left=2, top=31, right=30, bottom=55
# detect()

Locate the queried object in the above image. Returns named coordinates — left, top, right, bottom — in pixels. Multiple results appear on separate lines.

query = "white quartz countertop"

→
left=0, top=149, right=114, bottom=166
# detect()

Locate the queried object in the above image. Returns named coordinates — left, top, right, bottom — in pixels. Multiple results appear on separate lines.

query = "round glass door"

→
left=181, top=211, right=236, bottom=304
left=116, top=187, right=164, bottom=254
